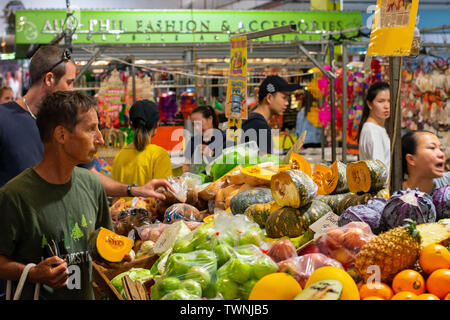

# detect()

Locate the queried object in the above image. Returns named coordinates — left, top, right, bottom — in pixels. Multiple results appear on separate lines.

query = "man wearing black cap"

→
left=242, top=75, right=300, bottom=155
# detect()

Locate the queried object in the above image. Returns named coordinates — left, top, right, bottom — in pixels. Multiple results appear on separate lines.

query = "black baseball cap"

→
left=129, top=99, right=160, bottom=129
left=258, top=75, right=301, bottom=102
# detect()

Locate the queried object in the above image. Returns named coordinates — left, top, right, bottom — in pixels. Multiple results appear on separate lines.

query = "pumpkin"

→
left=289, top=152, right=312, bottom=176
left=323, top=161, right=349, bottom=195
left=346, top=160, right=388, bottom=194
left=271, top=169, right=318, bottom=209
left=225, top=165, right=245, bottom=185
left=240, top=163, right=291, bottom=187
left=380, top=188, right=437, bottom=232
left=431, top=185, right=450, bottom=220
left=88, top=227, right=133, bottom=263
left=198, top=174, right=228, bottom=201
left=244, top=201, right=281, bottom=228
left=229, top=188, right=274, bottom=215
left=313, top=164, right=332, bottom=196
left=315, top=192, right=353, bottom=214
left=265, top=200, right=332, bottom=238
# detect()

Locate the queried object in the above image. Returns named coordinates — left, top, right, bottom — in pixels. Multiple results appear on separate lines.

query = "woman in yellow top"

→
left=111, top=100, right=172, bottom=198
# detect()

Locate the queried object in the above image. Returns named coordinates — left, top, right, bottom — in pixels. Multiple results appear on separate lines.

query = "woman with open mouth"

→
left=401, top=130, right=449, bottom=194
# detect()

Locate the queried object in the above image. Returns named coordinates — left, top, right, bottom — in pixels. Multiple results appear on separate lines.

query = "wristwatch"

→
left=126, top=183, right=138, bottom=197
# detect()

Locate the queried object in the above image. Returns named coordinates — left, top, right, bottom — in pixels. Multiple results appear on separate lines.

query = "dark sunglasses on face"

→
left=44, top=49, right=72, bottom=75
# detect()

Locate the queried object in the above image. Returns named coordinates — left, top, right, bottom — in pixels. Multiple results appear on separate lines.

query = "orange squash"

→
left=313, top=164, right=332, bottom=196
left=289, top=152, right=312, bottom=177
left=323, top=161, right=349, bottom=195
left=89, top=227, right=133, bottom=263
left=240, top=163, right=290, bottom=187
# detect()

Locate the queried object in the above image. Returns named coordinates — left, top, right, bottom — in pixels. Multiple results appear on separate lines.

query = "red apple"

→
left=297, top=242, right=320, bottom=256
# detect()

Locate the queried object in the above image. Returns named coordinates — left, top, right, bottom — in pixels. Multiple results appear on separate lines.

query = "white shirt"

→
left=359, top=122, right=391, bottom=175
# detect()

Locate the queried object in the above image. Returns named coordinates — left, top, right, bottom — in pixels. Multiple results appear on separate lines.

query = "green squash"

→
left=315, top=192, right=353, bottom=214
left=229, top=188, right=273, bottom=215
left=265, top=200, right=332, bottom=238
left=244, top=201, right=280, bottom=228
left=270, top=169, right=317, bottom=209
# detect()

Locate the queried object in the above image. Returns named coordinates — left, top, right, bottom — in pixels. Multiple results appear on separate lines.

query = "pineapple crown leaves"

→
left=401, top=218, right=422, bottom=241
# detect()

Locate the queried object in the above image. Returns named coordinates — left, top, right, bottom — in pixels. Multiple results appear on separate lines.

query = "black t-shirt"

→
left=184, top=129, right=228, bottom=164
left=242, top=112, right=273, bottom=154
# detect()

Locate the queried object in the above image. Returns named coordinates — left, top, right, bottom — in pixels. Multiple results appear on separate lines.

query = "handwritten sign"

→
left=309, top=211, right=339, bottom=239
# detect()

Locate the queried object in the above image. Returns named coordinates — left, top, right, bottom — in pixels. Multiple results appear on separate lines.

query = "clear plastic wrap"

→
left=150, top=249, right=218, bottom=300
left=315, top=222, right=375, bottom=270
left=163, top=203, right=207, bottom=224
left=277, top=253, right=344, bottom=288
left=137, top=222, right=169, bottom=242
left=113, top=207, right=154, bottom=236
left=215, top=244, right=278, bottom=300
left=267, top=238, right=298, bottom=263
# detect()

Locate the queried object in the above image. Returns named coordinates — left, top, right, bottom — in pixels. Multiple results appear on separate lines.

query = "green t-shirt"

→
left=0, top=167, right=112, bottom=300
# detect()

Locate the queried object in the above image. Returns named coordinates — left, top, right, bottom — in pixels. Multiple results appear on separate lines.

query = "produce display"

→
left=92, top=156, right=450, bottom=301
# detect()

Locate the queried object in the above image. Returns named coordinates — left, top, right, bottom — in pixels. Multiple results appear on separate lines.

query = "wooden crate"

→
left=92, top=254, right=158, bottom=300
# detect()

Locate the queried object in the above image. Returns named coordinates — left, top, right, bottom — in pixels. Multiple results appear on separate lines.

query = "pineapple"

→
left=417, top=221, right=450, bottom=247
left=355, top=219, right=421, bottom=283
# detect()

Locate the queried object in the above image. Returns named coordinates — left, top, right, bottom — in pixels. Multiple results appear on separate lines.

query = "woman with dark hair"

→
left=182, top=105, right=227, bottom=173
left=401, top=130, right=448, bottom=193
left=111, top=100, right=172, bottom=198
left=357, top=82, right=391, bottom=173
left=0, top=87, right=14, bottom=104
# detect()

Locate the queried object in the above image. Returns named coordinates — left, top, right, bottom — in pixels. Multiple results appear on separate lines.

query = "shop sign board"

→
left=367, top=0, right=419, bottom=55
left=15, top=10, right=362, bottom=44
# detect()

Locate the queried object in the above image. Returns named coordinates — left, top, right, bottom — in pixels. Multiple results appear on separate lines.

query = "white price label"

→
left=309, top=211, right=339, bottom=239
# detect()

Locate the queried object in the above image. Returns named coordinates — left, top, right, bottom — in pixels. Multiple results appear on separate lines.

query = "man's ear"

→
left=53, top=125, right=67, bottom=144
left=43, top=72, right=55, bottom=87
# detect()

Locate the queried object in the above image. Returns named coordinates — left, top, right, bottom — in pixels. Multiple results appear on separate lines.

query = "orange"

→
left=363, top=296, right=384, bottom=300
left=390, top=291, right=417, bottom=300
left=419, top=243, right=450, bottom=274
left=359, top=282, right=393, bottom=300
left=414, top=293, right=440, bottom=300
left=392, top=269, right=426, bottom=295
left=444, top=293, right=450, bottom=300
left=425, top=268, right=450, bottom=300
left=248, top=272, right=302, bottom=300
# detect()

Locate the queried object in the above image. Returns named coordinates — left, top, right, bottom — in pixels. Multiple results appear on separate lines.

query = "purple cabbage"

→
left=431, top=185, right=450, bottom=220
left=380, top=188, right=436, bottom=232
left=338, top=197, right=387, bottom=234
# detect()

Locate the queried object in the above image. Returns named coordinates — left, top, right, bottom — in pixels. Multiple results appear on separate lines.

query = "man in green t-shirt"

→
left=0, top=91, right=113, bottom=300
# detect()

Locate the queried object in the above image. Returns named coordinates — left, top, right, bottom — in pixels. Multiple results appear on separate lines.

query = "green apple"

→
left=165, top=254, right=191, bottom=277
left=172, top=239, right=195, bottom=253
left=227, top=258, right=252, bottom=284
left=239, top=279, right=258, bottom=300
left=185, top=266, right=211, bottom=290
left=214, top=277, right=239, bottom=300
left=193, top=228, right=218, bottom=251
left=160, top=289, right=199, bottom=300
left=214, top=243, right=234, bottom=267
left=179, top=279, right=202, bottom=297
left=150, top=276, right=181, bottom=300
left=252, top=256, right=278, bottom=280
left=238, top=229, right=263, bottom=246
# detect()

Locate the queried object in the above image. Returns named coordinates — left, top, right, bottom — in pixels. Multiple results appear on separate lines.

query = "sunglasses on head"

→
left=44, top=48, right=72, bottom=74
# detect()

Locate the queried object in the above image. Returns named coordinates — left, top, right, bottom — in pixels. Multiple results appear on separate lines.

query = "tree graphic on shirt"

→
left=81, top=214, right=88, bottom=228
left=71, top=222, right=84, bottom=240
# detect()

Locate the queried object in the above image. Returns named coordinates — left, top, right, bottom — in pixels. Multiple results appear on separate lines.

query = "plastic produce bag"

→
left=213, top=212, right=265, bottom=248
left=114, top=207, right=155, bottom=236
left=151, top=249, right=218, bottom=300
left=277, top=253, right=344, bottom=288
left=315, top=222, right=375, bottom=270
left=137, top=222, right=169, bottom=242
left=153, top=221, right=192, bottom=255
left=215, top=244, right=278, bottom=300
left=163, top=203, right=207, bottom=224
left=172, top=222, right=219, bottom=253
